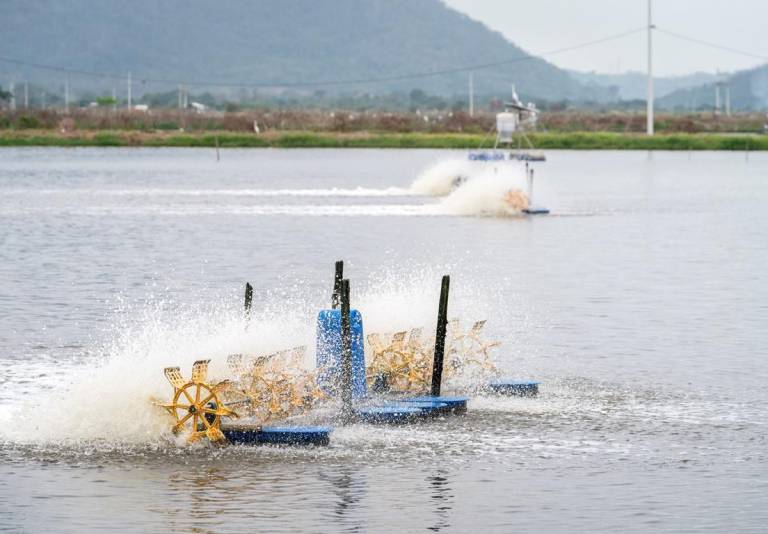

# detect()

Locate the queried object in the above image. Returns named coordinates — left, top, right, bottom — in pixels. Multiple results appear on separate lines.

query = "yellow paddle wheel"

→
left=157, top=360, right=238, bottom=444
left=365, top=320, right=501, bottom=393
left=227, top=346, right=324, bottom=424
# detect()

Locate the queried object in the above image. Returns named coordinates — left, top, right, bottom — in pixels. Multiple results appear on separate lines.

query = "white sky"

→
left=443, top=0, right=768, bottom=76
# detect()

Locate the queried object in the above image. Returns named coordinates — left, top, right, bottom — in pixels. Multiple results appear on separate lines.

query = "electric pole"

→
left=127, top=72, right=132, bottom=111
left=646, top=0, right=654, bottom=136
left=23, top=82, right=28, bottom=109
left=715, top=83, right=721, bottom=115
left=469, top=72, right=474, bottom=116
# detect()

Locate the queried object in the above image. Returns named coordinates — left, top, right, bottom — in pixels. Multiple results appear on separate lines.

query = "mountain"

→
left=0, top=0, right=611, bottom=103
left=657, top=65, right=768, bottom=111
left=570, top=70, right=721, bottom=102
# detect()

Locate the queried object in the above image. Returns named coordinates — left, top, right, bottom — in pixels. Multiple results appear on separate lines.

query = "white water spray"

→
left=410, top=159, right=473, bottom=196
left=437, top=166, right=529, bottom=217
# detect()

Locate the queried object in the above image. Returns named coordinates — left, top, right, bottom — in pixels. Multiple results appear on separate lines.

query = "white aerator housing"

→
left=496, top=112, right=519, bottom=143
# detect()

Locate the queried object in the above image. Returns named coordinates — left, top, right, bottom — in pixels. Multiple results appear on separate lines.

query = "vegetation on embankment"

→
left=1, top=129, right=767, bottom=150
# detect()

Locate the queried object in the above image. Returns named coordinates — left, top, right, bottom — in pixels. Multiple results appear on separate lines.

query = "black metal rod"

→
left=243, top=282, right=254, bottom=331
left=430, top=275, right=450, bottom=396
left=340, top=278, right=353, bottom=421
left=332, top=260, right=344, bottom=309
left=244, top=282, right=253, bottom=316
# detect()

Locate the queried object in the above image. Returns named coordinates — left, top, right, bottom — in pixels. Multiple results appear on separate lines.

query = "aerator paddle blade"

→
left=163, top=367, right=186, bottom=389
left=191, top=359, right=210, bottom=383
left=227, top=354, right=245, bottom=377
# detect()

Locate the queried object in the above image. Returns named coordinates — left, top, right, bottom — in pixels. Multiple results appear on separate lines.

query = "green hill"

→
left=0, top=0, right=610, bottom=102
left=658, top=64, right=768, bottom=111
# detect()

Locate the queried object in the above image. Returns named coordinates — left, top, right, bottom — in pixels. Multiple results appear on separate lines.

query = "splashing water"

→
left=410, top=157, right=531, bottom=216
left=410, top=159, right=473, bottom=196
left=0, top=268, right=496, bottom=447
left=0, top=300, right=313, bottom=446
left=437, top=166, right=530, bottom=217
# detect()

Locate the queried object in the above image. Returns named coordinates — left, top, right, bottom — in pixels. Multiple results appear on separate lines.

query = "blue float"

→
left=486, top=379, right=540, bottom=396
left=401, top=396, right=469, bottom=414
left=316, top=309, right=367, bottom=399
left=354, top=405, right=425, bottom=424
left=522, top=207, right=550, bottom=215
left=222, top=425, right=332, bottom=446
left=386, top=401, right=449, bottom=416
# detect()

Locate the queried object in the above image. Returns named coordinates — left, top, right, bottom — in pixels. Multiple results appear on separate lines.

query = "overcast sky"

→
left=443, top=0, right=768, bottom=77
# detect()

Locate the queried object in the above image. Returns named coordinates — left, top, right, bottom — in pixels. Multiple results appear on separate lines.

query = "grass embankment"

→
left=1, top=130, right=766, bottom=150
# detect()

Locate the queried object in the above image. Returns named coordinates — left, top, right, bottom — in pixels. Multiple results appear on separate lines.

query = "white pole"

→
left=127, top=72, right=132, bottom=110
left=469, top=72, right=474, bottom=116
left=715, top=84, right=721, bottom=115
left=646, top=0, right=654, bottom=136
left=23, top=82, right=28, bottom=109
left=9, top=81, right=15, bottom=111
left=725, top=84, right=731, bottom=116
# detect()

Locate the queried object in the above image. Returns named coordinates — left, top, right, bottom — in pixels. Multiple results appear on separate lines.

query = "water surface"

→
left=1, top=148, right=766, bottom=532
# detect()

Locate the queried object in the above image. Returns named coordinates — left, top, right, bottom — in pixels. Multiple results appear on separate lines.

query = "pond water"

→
left=0, top=147, right=766, bottom=532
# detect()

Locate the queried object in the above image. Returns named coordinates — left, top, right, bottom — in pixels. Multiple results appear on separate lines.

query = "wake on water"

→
left=7, top=158, right=535, bottom=219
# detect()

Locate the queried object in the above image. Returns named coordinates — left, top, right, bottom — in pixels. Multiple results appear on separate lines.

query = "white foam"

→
left=437, top=166, right=529, bottom=217
left=410, top=159, right=473, bottom=196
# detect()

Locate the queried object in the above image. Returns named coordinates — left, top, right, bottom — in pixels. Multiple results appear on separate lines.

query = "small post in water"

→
left=430, top=275, right=451, bottom=397
left=332, top=260, right=344, bottom=309
left=340, top=278, right=354, bottom=421
left=244, top=282, right=253, bottom=326
left=215, top=135, right=221, bottom=162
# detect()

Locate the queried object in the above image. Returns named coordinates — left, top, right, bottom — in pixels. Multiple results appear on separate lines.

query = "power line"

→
left=0, top=27, right=646, bottom=89
left=656, top=27, right=768, bottom=62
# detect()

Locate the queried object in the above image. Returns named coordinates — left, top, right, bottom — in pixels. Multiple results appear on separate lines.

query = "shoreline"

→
left=1, top=130, right=766, bottom=150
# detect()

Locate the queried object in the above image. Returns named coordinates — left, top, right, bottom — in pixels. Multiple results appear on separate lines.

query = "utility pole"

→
left=468, top=72, right=474, bottom=116
left=715, top=83, right=721, bottom=115
left=9, top=81, right=15, bottom=111
left=646, top=0, right=654, bottom=136
left=127, top=72, right=132, bottom=111
left=23, top=82, right=28, bottom=109
left=725, top=84, right=731, bottom=116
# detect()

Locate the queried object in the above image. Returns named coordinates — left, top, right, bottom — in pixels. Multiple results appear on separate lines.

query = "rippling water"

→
left=1, top=147, right=767, bottom=532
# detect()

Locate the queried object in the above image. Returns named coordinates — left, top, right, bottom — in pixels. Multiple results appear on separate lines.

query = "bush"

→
left=17, top=115, right=41, bottom=129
